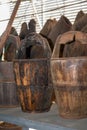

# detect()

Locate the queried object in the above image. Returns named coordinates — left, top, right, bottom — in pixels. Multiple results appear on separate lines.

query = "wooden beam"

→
left=0, top=0, right=22, bottom=54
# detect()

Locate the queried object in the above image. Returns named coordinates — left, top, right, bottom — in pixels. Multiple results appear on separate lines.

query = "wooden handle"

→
left=0, top=0, right=22, bottom=54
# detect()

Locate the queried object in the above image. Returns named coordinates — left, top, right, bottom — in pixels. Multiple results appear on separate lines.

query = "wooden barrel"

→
left=13, top=59, right=53, bottom=113
left=0, top=121, right=22, bottom=130
left=51, top=57, right=87, bottom=119
left=0, top=62, right=19, bottom=108
left=51, top=31, right=87, bottom=119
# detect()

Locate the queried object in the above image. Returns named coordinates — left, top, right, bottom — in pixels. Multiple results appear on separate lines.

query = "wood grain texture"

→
left=0, top=62, right=19, bottom=107
left=13, top=59, right=53, bottom=113
left=51, top=57, right=87, bottom=119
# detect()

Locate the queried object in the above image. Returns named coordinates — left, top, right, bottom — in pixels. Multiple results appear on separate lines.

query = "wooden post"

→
left=0, top=0, right=22, bottom=54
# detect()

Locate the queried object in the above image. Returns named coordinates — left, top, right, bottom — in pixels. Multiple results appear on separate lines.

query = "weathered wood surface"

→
left=73, top=10, right=85, bottom=24
left=13, top=59, right=53, bottom=113
left=81, top=24, right=87, bottom=33
left=51, top=57, right=87, bottom=119
left=52, top=31, right=87, bottom=58
left=72, top=14, right=87, bottom=31
left=0, top=62, right=19, bottom=107
left=40, top=19, right=57, bottom=37
left=0, top=121, right=22, bottom=130
left=19, top=22, right=29, bottom=40
left=56, top=30, right=87, bottom=45
left=51, top=30, right=87, bottom=118
left=28, top=19, right=36, bottom=34
left=48, top=15, right=72, bottom=46
left=4, top=34, right=20, bottom=61
left=16, top=32, right=52, bottom=59
left=40, top=19, right=57, bottom=51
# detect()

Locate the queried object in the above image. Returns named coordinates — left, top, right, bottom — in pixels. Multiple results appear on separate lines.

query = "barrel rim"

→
left=13, top=58, right=50, bottom=62
left=51, top=56, right=87, bottom=60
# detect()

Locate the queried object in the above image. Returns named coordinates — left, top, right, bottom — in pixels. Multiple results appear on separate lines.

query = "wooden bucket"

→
left=51, top=57, right=87, bottom=119
left=0, top=121, right=22, bottom=130
left=51, top=31, right=87, bottom=119
left=4, top=34, right=20, bottom=61
left=73, top=10, right=85, bottom=24
left=48, top=15, right=72, bottom=45
left=72, top=14, right=87, bottom=31
left=13, top=58, right=53, bottom=113
left=40, top=19, right=57, bottom=51
left=0, top=62, right=19, bottom=108
left=16, top=32, right=51, bottom=59
left=40, top=19, right=57, bottom=37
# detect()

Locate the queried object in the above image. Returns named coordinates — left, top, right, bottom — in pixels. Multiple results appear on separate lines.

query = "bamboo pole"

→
left=0, top=0, right=22, bottom=54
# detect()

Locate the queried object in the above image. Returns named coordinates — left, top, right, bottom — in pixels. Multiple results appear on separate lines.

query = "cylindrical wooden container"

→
left=51, top=31, right=87, bottom=119
left=51, top=57, right=87, bottom=119
left=0, top=62, right=19, bottom=108
left=13, top=58, right=53, bottom=113
left=0, top=121, right=22, bottom=130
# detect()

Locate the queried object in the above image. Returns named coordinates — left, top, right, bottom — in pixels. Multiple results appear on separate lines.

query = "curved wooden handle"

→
left=58, top=31, right=87, bottom=45
left=0, top=0, right=22, bottom=54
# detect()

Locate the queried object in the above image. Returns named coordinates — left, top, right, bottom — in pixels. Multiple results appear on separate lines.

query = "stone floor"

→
left=0, top=103, right=87, bottom=130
